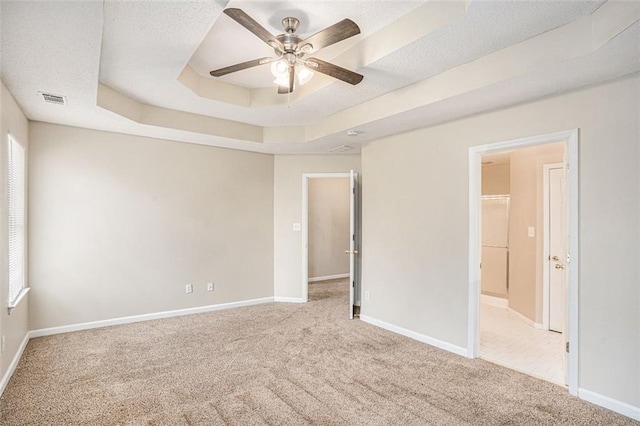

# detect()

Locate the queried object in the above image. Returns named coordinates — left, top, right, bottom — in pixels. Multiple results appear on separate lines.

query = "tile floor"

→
left=480, top=303, right=565, bottom=386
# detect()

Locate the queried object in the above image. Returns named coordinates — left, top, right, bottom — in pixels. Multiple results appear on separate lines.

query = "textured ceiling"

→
left=1, top=0, right=638, bottom=155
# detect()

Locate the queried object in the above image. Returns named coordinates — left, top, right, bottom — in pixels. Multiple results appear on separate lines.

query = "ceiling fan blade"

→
left=306, top=58, right=363, bottom=85
left=276, top=66, right=295, bottom=94
left=210, top=57, right=274, bottom=77
left=288, top=65, right=295, bottom=93
left=298, top=19, right=360, bottom=53
left=224, top=8, right=285, bottom=52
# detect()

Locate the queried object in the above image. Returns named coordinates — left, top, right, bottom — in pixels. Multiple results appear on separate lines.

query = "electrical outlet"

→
left=364, top=291, right=370, bottom=301
left=207, top=282, right=214, bottom=292
left=185, top=284, right=193, bottom=294
left=1, top=336, right=5, bottom=353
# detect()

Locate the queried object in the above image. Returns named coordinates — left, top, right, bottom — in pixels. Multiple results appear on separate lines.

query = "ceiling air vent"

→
left=328, top=145, right=354, bottom=153
left=39, top=92, right=66, bottom=105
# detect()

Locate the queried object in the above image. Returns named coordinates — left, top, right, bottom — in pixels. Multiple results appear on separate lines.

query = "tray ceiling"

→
left=1, top=0, right=638, bottom=154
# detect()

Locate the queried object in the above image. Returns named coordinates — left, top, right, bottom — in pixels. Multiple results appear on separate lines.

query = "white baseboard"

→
left=30, top=297, right=274, bottom=338
left=360, top=315, right=468, bottom=357
left=579, top=388, right=640, bottom=421
left=0, top=332, right=30, bottom=396
left=507, top=307, right=543, bottom=330
left=481, top=294, right=508, bottom=308
left=308, top=273, right=349, bottom=283
left=274, top=297, right=306, bottom=303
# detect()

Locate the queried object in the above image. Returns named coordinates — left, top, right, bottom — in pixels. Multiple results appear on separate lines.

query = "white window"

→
left=8, top=134, right=26, bottom=306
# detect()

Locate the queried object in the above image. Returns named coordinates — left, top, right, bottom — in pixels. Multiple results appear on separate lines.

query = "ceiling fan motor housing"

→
left=276, top=33, right=303, bottom=56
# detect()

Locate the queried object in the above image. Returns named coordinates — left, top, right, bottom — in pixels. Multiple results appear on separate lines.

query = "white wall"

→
left=274, top=155, right=361, bottom=299
left=0, top=80, right=30, bottom=385
left=361, top=75, right=639, bottom=408
left=28, top=123, right=274, bottom=330
left=308, top=178, right=350, bottom=279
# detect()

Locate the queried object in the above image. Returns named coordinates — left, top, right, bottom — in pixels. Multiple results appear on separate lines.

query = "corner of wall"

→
left=0, top=79, right=31, bottom=395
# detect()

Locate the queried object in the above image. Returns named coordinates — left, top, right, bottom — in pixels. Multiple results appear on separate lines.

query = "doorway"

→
left=468, top=129, right=579, bottom=396
left=302, top=172, right=360, bottom=318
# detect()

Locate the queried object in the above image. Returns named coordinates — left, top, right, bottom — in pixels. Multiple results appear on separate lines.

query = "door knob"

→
left=555, top=264, right=564, bottom=269
left=552, top=255, right=559, bottom=261
left=345, top=250, right=359, bottom=254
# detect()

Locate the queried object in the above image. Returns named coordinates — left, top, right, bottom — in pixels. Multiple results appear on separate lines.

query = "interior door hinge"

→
left=566, top=342, right=570, bottom=353
left=566, top=253, right=570, bottom=264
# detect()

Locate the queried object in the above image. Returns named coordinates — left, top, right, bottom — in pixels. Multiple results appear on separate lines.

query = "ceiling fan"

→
left=209, top=8, right=364, bottom=94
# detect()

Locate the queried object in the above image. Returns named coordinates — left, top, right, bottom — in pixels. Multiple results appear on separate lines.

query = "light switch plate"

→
left=292, top=223, right=301, bottom=232
left=528, top=226, right=535, bottom=237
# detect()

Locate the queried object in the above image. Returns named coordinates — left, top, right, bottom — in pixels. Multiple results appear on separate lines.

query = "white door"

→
left=348, top=170, right=359, bottom=319
left=549, top=167, right=566, bottom=333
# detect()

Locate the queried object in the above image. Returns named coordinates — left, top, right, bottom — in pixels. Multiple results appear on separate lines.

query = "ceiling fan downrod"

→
left=282, top=17, right=299, bottom=34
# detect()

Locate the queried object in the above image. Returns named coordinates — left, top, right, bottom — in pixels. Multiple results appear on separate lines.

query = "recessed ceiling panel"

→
left=189, top=1, right=424, bottom=89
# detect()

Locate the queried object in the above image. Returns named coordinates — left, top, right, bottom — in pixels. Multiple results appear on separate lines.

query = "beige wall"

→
left=0, top=81, right=30, bottom=383
left=28, top=123, right=274, bottom=330
left=308, top=178, right=350, bottom=279
left=361, top=75, right=639, bottom=407
left=481, top=164, right=510, bottom=195
left=274, top=155, right=361, bottom=299
left=508, top=143, right=564, bottom=322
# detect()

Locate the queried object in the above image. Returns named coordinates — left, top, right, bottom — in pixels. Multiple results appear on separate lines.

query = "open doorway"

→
left=468, top=129, right=579, bottom=396
left=308, top=177, right=350, bottom=302
left=479, top=144, right=565, bottom=385
left=302, top=172, right=360, bottom=318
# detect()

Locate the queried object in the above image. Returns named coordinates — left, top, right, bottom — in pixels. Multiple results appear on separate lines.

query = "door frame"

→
left=542, top=162, right=564, bottom=331
left=301, top=173, right=351, bottom=303
left=468, top=129, right=579, bottom=396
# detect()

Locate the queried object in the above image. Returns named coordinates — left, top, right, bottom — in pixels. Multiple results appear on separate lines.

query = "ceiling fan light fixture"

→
left=270, top=59, right=289, bottom=78
left=296, top=65, right=314, bottom=85
left=273, top=76, right=290, bottom=88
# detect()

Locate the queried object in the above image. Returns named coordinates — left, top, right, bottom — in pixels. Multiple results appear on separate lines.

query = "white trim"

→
left=274, top=297, right=305, bottom=303
left=301, top=173, right=351, bottom=304
left=507, top=307, right=543, bottom=330
left=566, top=129, right=580, bottom=395
left=578, top=389, right=640, bottom=421
left=468, top=146, right=482, bottom=359
left=468, top=129, right=580, bottom=396
left=308, top=273, right=349, bottom=283
left=480, top=294, right=508, bottom=308
left=29, top=297, right=274, bottom=337
left=0, top=332, right=30, bottom=396
left=360, top=315, right=468, bottom=357
left=542, top=162, right=564, bottom=332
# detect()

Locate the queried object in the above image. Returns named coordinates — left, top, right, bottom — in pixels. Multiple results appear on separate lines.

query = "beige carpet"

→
left=1, top=278, right=635, bottom=425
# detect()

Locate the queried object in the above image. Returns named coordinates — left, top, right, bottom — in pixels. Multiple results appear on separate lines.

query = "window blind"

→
left=8, top=134, right=25, bottom=305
